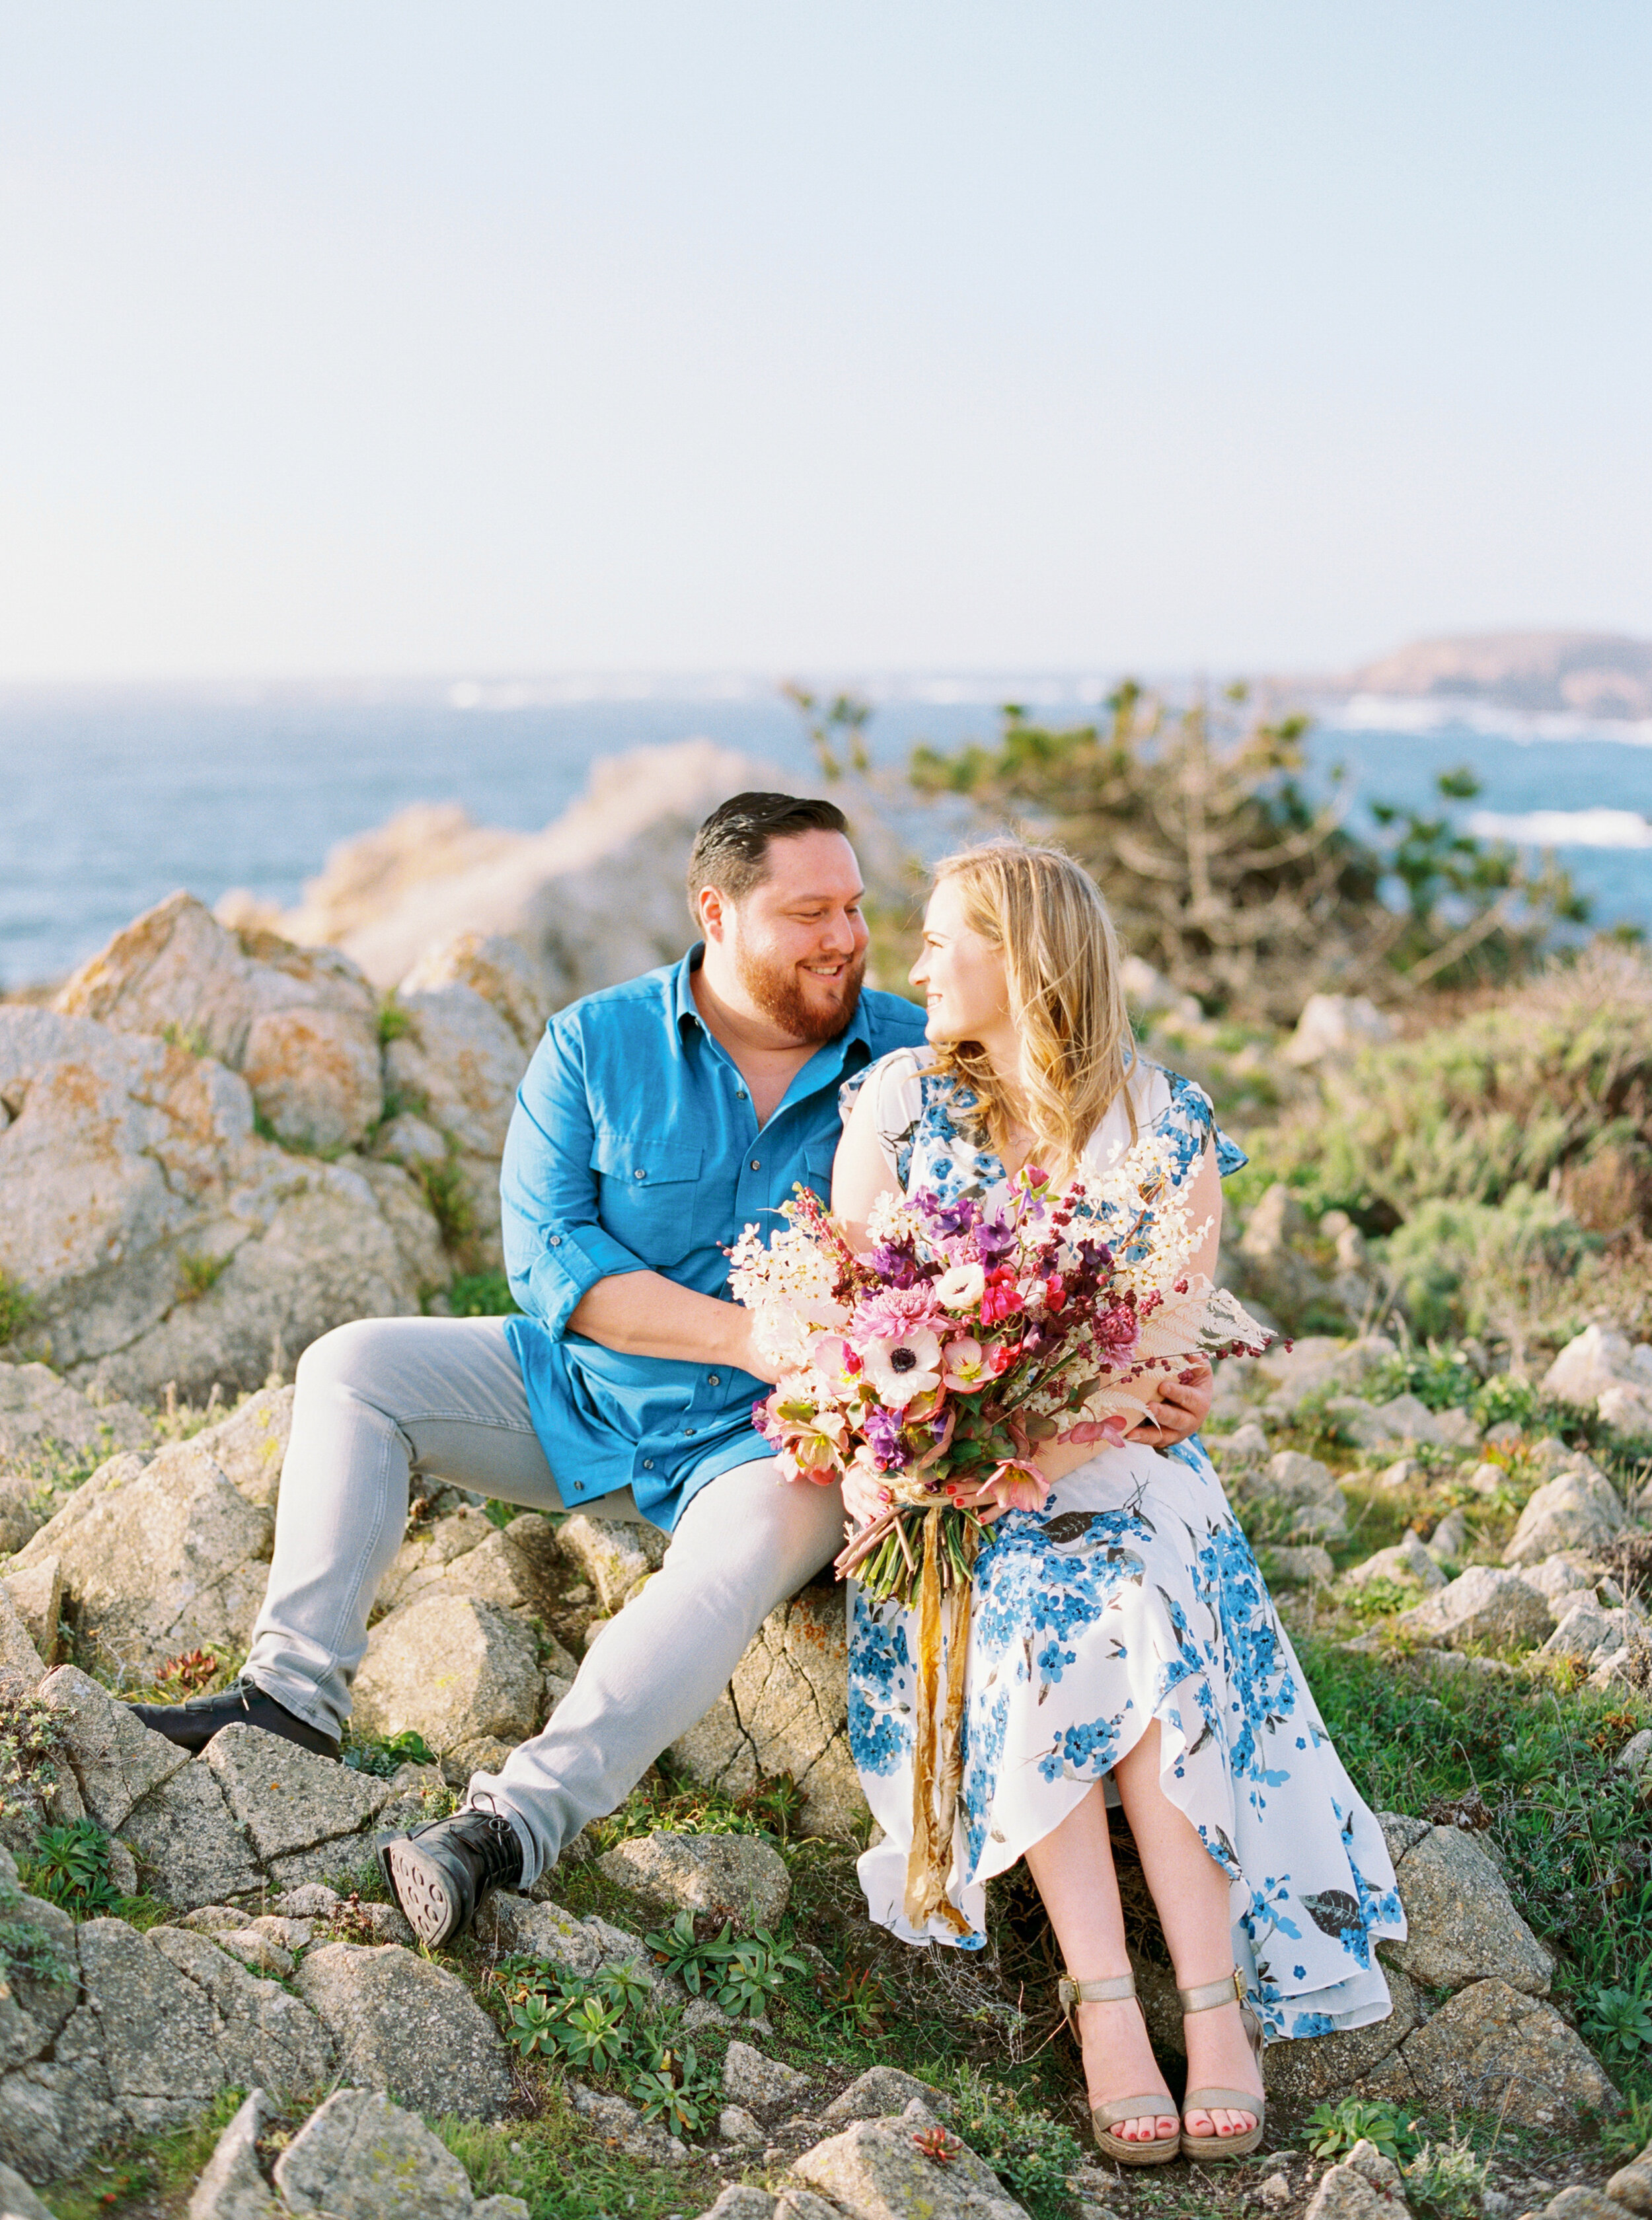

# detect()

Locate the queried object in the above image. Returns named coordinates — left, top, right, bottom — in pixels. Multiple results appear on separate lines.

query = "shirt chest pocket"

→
left=800, top=1139, right=838, bottom=1208
left=591, top=1132, right=706, bottom=1269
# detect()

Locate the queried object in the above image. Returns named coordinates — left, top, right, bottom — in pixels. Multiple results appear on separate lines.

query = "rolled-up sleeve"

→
left=501, top=1017, right=650, bottom=1340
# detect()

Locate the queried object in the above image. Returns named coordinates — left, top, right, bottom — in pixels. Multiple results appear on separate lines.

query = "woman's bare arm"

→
left=831, top=1074, right=903, bottom=1251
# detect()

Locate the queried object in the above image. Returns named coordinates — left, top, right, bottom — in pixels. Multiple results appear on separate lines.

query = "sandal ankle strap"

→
left=1057, top=1972, right=1137, bottom=2023
left=1178, top=1968, right=1247, bottom=2015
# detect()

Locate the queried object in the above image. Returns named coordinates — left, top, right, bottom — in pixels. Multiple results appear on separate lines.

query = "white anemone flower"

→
left=858, top=1326, right=944, bottom=1409
left=933, top=1261, right=986, bottom=1312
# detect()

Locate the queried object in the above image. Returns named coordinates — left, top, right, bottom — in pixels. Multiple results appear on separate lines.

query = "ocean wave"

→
left=1468, top=807, right=1652, bottom=850
left=1322, top=692, right=1652, bottom=748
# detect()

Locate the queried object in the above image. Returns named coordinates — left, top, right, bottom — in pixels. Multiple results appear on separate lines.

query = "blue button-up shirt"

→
left=502, top=947, right=930, bottom=1531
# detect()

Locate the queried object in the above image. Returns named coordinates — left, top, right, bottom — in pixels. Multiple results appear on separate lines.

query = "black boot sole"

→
left=381, top=1837, right=467, bottom=1947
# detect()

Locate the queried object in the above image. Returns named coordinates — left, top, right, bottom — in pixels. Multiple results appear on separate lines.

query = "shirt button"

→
left=634, top=1167, right=646, bottom=1180
left=642, top=1458, right=655, bottom=1470
left=751, top=1158, right=761, bottom=1171
left=708, top=1373, right=720, bottom=1386
left=685, top=1426, right=696, bottom=1436
left=736, top=1087, right=747, bottom=1099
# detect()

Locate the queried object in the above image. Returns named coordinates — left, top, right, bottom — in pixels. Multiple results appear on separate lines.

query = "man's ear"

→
left=697, top=883, right=728, bottom=944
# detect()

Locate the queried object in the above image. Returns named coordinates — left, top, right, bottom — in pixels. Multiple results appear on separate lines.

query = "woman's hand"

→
left=1124, top=1356, right=1214, bottom=1448
left=841, top=1463, right=887, bottom=1529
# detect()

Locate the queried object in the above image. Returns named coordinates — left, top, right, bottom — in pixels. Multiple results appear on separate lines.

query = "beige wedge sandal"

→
left=1178, top=1969, right=1265, bottom=2163
left=1057, top=1972, right=1180, bottom=2167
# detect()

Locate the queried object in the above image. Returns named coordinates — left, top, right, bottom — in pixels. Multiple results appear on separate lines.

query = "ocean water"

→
left=1, top=680, right=1647, bottom=992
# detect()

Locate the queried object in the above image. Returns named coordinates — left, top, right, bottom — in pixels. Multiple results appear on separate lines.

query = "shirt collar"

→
left=673, top=943, right=874, bottom=1075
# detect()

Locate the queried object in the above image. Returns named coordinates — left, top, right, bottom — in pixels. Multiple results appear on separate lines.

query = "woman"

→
left=831, top=840, right=1403, bottom=2166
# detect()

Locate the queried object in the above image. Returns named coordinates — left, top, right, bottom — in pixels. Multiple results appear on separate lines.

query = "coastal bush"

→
left=907, top=686, right=1584, bottom=1019
left=1269, top=949, right=1652, bottom=1226
left=1372, top=1193, right=1595, bottom=1343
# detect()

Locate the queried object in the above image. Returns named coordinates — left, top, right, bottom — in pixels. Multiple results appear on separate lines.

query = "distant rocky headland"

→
left=1339, top=628, right=1652, bottom=721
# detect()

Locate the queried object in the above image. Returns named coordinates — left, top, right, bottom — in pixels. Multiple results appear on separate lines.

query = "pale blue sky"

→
left=1, top=3, right=1647, bottom=680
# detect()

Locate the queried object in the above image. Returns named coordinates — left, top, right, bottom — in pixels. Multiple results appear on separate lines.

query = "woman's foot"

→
left=1181, top=1999, right=1264, bottom=2144
left=1074, top=1995, right=1178, bottom=2150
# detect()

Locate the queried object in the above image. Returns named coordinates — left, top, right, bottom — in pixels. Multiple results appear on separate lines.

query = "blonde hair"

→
left=926, top=839, right=1137, bottom=1177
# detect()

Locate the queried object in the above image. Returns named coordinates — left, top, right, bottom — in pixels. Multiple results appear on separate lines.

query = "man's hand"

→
left=1124, top=1356, right=1214, bottom=1448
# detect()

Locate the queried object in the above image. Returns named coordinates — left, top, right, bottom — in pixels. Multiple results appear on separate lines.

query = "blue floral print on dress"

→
left=844, top=1047, right=1406, bottom=2048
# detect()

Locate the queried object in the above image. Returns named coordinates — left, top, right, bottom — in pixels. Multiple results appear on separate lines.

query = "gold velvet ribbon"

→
left=902, top=1508, right=977, bottom=1937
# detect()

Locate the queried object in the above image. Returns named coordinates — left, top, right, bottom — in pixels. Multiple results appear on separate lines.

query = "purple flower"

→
left=864, top=1403, right=913, bottom=1471
left=975, top=1198, right=1018, bottom=1262
left=868, top=1240, right=924, bottom=1288
left=922, top=1191, right=979, bottom=1240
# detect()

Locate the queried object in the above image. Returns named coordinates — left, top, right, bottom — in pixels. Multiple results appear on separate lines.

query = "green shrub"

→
left=1306, top=2096, right=1420, bottom=2163
left=447, top=1269, right=521, bottom=1317
left=950, top=2081, right=1086, bottom=2220
left=0, top=1269, right=35, bottom=1347
left=1271, top=949, right=1652, bottom=1224
left=1404, top=2132, right=1493, bottom=2219
left=20, top=1818, right=122, bottom=1915
left=418, top=1158, right=475, bottom=1247
left=1373, top=1190, right=1595, bottom=1343
left=341, top=1726, right=437, bottom=1777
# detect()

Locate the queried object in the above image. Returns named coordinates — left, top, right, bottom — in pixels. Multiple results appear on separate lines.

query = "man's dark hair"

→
left=687, top=792, right=850, bottom=909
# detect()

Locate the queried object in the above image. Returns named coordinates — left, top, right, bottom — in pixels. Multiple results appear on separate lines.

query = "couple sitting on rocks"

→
left=137, top=790, right=1404, bottom=2166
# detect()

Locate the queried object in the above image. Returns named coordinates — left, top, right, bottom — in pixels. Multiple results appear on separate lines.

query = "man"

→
left=137, top=792, right=1212, bottom=1946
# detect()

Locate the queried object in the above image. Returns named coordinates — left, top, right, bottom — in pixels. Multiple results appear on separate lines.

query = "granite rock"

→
left=556, top=1514, right=667, bottom=1611
left=203, top=1722, right=394, bottom=1862
left=791, top=2099, right=1030, bottom=2220
left=1395, top=1565, right=1552, bottom=1652
left=566, top=2081, right=690, bottom=2165
left=122, top=1759, right=264, bottom=1909
left=185, top=2086, right=280, bottom=2220
left=1391, top=1977, right=1619, bottom=2128
left=36, top=1665, right=192, bottom=1829
left=9, top=1437, right=273, bottom=1681
left=0, top=1360, right=151, bottom=1463
left=1256, top=1450, right=1349, bottom=1540
left=56, top=890, right=383, bottom=1153
left=1503, top=1462, right=1626, bottom=1566
left=1383, top=1822, right=1553, bottom=1996
left=671, top=1574, right=869, bottom=1837
left=352, top=1590, right=544, bottom=1750
left=722, top=2039, right=813, bottom=2110
left=598, top=1830, right=791, bottom=1932
left=820, top=2067, right=952, bottom=2124
left=294, top=1942, right=514, bottom=2119
left=273, top=2085, right=476, bottom=2219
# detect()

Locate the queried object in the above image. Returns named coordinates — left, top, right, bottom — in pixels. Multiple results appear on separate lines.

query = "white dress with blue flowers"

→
left=846, top=1048, right=1405, bottom=2045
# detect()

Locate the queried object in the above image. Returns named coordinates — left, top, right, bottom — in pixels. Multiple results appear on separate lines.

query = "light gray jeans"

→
left=245, top=1315, right=845, bottom=1880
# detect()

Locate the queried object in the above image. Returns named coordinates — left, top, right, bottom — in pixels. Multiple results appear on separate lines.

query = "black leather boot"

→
left=130, top=1678, right=340, bottom=1761
left=377, top=1806, right=525, bottom=1947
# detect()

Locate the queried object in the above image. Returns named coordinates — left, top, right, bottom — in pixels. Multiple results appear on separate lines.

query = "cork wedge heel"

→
left=1178, top=1970, right=1266, bottom=2163
left=1057, top=1972, right=1180, bottom=2167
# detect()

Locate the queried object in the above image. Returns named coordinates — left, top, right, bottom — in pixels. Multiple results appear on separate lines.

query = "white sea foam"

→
left=1326, top=692, right=1652, bottom=748
left=1468, top=807, right=1652, bottom=850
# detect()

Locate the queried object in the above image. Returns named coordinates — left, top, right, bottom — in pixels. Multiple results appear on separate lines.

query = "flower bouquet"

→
left=729, top=1137, right=1272, bottom=1606
left=727, top=1139, right=1273, bottom=1929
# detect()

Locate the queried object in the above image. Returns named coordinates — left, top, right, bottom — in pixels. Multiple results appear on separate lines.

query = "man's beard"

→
left=735, top=944, right=866, bottom=1043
